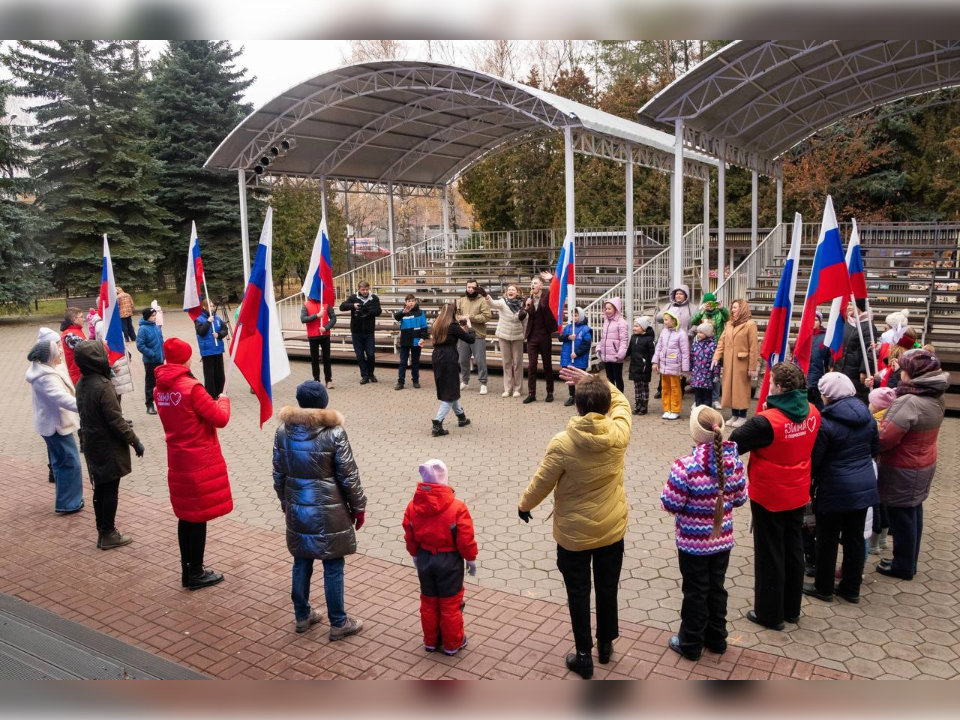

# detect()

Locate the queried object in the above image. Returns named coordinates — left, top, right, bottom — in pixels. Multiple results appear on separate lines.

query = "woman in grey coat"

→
left=273, top=381, right=367, bottom=638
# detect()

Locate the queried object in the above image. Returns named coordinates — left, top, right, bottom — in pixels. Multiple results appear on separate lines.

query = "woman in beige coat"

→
left=712, top=299, right=758, bottom=427
left=488, top=284, right=527, bottom=397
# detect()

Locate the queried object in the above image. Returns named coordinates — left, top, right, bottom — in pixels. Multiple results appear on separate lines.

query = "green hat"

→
left=703, top=292, right=717, bottom=303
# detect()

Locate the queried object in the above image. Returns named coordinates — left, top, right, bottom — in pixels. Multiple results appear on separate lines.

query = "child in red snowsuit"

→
left=402, top=459, right=478, bottom=655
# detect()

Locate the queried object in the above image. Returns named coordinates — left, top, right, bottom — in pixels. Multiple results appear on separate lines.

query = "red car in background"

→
left=352, top=237, right=391, bottom=260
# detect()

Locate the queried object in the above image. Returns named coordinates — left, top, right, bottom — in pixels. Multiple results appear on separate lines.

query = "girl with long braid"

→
left=661, top=405, right=748, bottom=661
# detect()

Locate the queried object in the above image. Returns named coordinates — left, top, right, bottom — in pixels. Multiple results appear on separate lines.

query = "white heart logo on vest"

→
left=170, top=392, right=181, bottom=406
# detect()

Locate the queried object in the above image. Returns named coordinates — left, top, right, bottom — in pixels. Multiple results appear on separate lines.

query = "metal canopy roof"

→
left=205, top=60, right=717, bottom=189
left=639, top=40, right=960, bottom=175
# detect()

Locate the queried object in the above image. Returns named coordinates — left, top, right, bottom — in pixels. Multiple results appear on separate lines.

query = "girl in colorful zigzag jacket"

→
left=660, top=405, right=747, bottom=661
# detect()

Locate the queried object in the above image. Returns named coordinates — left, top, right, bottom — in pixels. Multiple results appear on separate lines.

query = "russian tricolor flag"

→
left=549, top=233, right=575, bottom=332
left=793, top=196, right=852, bottom=374
left=846, top=218, right=868, bottom=300
left=231, top=207, right=291, bottom=427
left=757, top=213, right=802, bottom=407
left=301, top=215, right=336, bottom=306
left=98, top=234, right=126, bottom=364
left=183, top=222, right=207, bottom=322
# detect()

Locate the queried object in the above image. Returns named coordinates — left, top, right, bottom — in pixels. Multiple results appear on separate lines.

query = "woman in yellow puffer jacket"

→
left=518, top=368, right=631, bottom=679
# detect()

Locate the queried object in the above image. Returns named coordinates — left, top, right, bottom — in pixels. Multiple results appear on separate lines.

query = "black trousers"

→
left=872, top=503, right=889, bottom=533
left=526, top=339, right=554, bottom=396
left=201, top=355, right=225, bottom=398
left=693, top=387, right=713, bottom=406
left=121, top=316, right=137, bottom=342
left=308, top=336, right=333, bottom=383
left=93, top=479, right=120, bottom=534
left=751, top=501, right=805, bottom=626
left=678, top=550, right=730, bottom=655
left=807, top=387, right=823, bottom=411
left=398, top=345, right=422, bottom=384
left=815, top=509, right=868, bottom=598
left=556, top=539, right=624, bottom=653
left=887, top=504, right=924, bottom=578
left=351, top=332, right=376, bottom=379
left=178, top=520, right=207, bottom=571
left=604, top=362, right=624, bottom=392
left=144, top=363, right=160, bottom=409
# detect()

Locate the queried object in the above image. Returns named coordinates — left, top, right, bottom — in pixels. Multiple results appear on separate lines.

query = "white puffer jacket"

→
left=25, top=362, right=80, bottom=437
left=95, top=319, right=134, bottom=396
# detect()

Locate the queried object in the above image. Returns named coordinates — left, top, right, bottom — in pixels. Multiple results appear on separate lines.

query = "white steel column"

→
left=625, top=156, right=634, bottom=320
left=344, top=186, right=352, bottom=274
left=442, top=184, right=451, bottom=281
left=751, top=170, right=759, bottom=253
left=670, top=119, right=684, bottom=289
left=776, top=175, right=783, bottom=229
left=564, top=126, right=576, bottom=315
left=387, top=182, right=396, bottom=290
left=717, top=141, right=726, bottom=286
left=237, top=169, right=251, bottom=286
left=320, top=175, right=328, bottom=219
left=702, top=177, right=710, bottom=295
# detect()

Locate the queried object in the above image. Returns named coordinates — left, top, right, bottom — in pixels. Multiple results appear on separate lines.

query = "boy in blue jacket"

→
left=394, top=294, right=430, bottom=390
left=136, top=306, right=164, bottom=414
left=559, top=307, right=593, bottom=407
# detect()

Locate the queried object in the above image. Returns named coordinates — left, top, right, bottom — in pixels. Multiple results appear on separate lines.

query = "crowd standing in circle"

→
left=23, top=274, right=950, bottom=678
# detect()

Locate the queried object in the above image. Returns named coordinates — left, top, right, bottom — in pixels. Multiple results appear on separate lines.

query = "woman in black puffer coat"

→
left=273, top=381, right=367, bottom=639
left=806, top=373, right=879, bottom=605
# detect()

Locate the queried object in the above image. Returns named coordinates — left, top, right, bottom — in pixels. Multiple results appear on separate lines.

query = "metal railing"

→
left=714, top=224, right=786, bottom=305
left=580, top=225, right=705, bottom=333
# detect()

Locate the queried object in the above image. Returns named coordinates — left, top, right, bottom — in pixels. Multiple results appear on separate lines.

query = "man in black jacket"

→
left=836, top=299, right=878, bottom=404
left=339, top=280, right=382, bottom=384
left=518, top=271, right=556, bottom=403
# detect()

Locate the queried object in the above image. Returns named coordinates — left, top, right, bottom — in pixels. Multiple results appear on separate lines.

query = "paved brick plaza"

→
left=4, top=312, right=959, bottom=679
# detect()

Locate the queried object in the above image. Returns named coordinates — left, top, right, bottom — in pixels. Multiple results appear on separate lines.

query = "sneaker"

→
left=460, top=381, right=468, bottom=390
left=326, top=381, right=335, bottom=390
left=329, top=616, right=363, bottom=641
left=412, top=382, right=420, bottom=389
left=666, top=412, right=680, bottom=420
left=442, top=635, right=468, bottom=656
left=146, top=406, right=158, bottom=415
left=295, top=610, right=322, bottom=634
left=502, top=390, right=511, bottom=397
left=512, top=390, right=521, bottom=398
left=713, top=401, right=722, bottom=410
left=479, top=385, right=488, bottom=395
left=661, top=412, right=670, bottom=419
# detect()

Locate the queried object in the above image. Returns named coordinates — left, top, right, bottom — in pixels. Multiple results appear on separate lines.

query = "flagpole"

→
left=222, top=319, right=243, bottom=396
left=202, top=271, right=219, bottom=349
left=850, top=293, right=873, bottom=386
left=864, top=298, right=879, bottom=375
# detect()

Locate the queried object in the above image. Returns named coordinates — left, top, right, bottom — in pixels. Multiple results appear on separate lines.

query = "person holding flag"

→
left=98, top=235, right=134, bottom=417
left=519, top=270, right=557, bottom=404
left=835, top=222, right=878, bottom=405
left=300, top=216, right=338, bottom=388
left=756, top=214, right=802, bottom=410
left=183, top=224, right=228, bottom=398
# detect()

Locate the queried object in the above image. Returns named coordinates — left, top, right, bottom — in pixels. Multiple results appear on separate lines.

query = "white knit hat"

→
left=418, top=459, right=449, bottom=486
left=635, top=316, right=652, bottom=331
left=689, top=405, right=724, bottom=444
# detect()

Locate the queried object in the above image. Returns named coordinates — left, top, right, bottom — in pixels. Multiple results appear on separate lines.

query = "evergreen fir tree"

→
left=145, top=41, right=255, bottom=297
left=0, top=80, right=50, bottom=308
left=3, top=41, right=171, bottom=294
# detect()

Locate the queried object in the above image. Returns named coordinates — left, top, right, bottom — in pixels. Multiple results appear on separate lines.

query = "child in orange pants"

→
left=402, top=459, right=478, bottom=655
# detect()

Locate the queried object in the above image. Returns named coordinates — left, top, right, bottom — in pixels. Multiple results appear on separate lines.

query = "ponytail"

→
left=711, top=426, right=726, bottom=539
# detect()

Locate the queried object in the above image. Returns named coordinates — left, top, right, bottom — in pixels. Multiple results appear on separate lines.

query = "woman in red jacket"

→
left=154, top=338, right=233, bottom=590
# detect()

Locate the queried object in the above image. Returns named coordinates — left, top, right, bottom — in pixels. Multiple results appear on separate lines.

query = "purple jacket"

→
left=690, top=338, right=719, bottom=389
left=596, top=297, right=629, bottom=363
left=653, top=326, right=690, bottom=376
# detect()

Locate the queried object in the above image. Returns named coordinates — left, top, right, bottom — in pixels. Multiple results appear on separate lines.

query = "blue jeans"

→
left=351, top=332, right=376, bottom=379
left=398, top=345, right=421, bottom=384
left=291, top=556, right=347, bottom=626
left=435, top=399, right=463, bottom=422
left=43, top=433, right=83, bottom=513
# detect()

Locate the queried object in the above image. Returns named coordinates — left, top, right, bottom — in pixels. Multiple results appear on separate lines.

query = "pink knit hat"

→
left=868, top=387, right=896, bottom=410
left=818, top=372, right=856, bottom=400
left=418, top=459, right=449, bottom=486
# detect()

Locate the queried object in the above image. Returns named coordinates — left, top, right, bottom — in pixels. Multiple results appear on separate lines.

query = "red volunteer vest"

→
left=304, top=299, right=329, bottom=338
left=748, top=404, right=821, bottom=512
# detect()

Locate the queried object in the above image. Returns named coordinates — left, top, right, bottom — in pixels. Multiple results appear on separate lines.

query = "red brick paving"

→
left=0, top=455, right=851, bottom=680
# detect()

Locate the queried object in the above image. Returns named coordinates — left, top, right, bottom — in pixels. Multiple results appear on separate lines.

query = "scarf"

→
left=504, top=296, right=522, bottom=314
left=895, top=381, right=943, bottom=399
left=358, top=293, right=373, bottom=305
left=730, top=299, right=752, bottom=327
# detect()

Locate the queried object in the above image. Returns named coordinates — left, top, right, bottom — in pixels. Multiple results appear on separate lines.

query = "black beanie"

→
left=142, top=306, right=157, bottom=321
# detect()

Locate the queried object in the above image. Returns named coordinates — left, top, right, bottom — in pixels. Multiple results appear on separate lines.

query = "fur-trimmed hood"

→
left=278, top=406, right=345, bottom=428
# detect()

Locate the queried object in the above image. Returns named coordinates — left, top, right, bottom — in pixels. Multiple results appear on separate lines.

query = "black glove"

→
left=518, top=508, right=532, bottom=523
left=133, top=440, right=145, bottom=458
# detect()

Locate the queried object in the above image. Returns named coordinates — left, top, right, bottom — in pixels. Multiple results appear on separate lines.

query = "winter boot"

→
left=456, top=412, right=471, bottom=428
left=432, top=420, right=448, bottom=437
left=186, top=566, right=224, bottom=591
left=99, top=529, right=133, bottom=550
left=565, top=650, right=594, bottom=679
left=395, top=381, right=404, bottom=391
left=181, top=563, right=189, bottom=588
